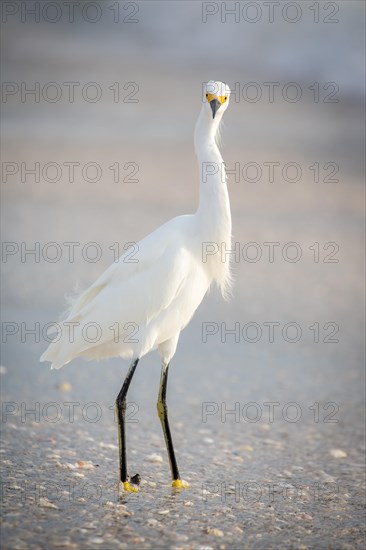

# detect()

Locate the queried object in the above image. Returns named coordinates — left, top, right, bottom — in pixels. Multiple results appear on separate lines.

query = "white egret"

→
left=41, top=81, right=232, bottom=491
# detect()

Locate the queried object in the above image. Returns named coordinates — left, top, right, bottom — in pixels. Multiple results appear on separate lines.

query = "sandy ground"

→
left=1, top=2, right=365, bottom=549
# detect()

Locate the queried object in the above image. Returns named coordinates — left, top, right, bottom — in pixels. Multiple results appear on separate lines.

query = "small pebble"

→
left=115, top=506, right=133, bottom=517
left=260, top=423, right=270, bottom=431
left=240, top=444, right=254, bottom=452
left=99, top=443, right=118, bottom=450
left=329, top=449, right=347, bottom=458
left=56, top=382, right=72, bottom=392
left=318, top=470, right=336, bottom=482
left=146, top=453, right=163, bottom=463
left=263, top=438, right=282, bottom=448
left=298, top=513, right=313, bottom=521
left=39, top=498, right=58, bottom=510
left=76, top=460, right=95, bottom=469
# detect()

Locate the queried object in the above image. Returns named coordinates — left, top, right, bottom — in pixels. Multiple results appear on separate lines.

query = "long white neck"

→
left=194, top=106, right=232, bottom=298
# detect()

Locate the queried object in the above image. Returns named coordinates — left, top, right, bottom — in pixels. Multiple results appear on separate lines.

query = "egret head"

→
left=203, top=81, right=231, bottom=120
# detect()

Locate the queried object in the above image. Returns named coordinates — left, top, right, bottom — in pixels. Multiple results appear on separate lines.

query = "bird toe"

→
left=172, top=479, right=189, bottom=489
left=123, top=481, right=139, bottom=492
left=130, top=473, right=141, bottom=485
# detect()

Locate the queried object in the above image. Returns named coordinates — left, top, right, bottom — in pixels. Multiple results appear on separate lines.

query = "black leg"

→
left=116, top=358, right=139, bottom=491
left=157, top=362, right=189, bottom=488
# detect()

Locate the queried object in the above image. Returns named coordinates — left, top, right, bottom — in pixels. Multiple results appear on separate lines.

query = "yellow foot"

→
left=123, top=481, right=138, bottom=493
left=172, top=479, right=189, bottom=489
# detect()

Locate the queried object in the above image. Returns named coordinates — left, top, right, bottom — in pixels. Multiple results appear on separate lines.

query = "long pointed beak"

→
left=210, top=98, right=221, bottom=119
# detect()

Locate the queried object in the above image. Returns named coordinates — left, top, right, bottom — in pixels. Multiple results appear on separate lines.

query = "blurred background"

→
left=1, top=1, right=365, bottom=548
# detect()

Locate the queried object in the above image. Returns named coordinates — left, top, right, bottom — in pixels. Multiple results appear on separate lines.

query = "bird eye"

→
left=224, top=96, right=227, bottom=101
left=206, top=93, right=209, bottom=99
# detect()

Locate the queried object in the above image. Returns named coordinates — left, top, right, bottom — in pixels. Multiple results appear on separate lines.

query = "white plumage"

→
left=41, top=81, right=232, bottom=371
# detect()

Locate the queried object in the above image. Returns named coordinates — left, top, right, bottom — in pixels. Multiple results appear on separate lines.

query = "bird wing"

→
left=41, top=216, right=196, bottom=367
left=66, top=215, right=191, bottom=322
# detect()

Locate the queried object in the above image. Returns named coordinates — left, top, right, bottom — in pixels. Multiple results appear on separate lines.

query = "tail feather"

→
left=40, top=340, right=67, bottom=370
left=40, top=282, right=108, bottom=369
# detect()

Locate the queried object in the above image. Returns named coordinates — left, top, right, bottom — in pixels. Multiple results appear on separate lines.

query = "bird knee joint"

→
left=116, top=398, right=126, bottom=412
